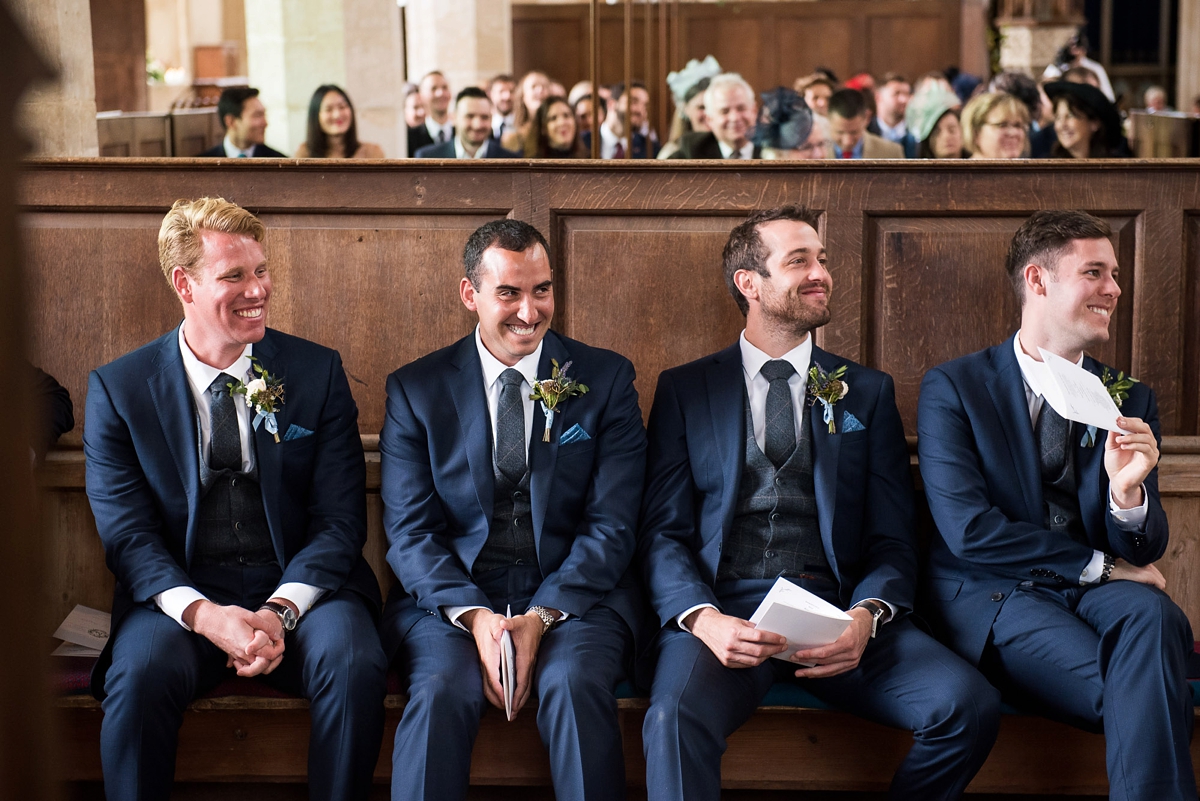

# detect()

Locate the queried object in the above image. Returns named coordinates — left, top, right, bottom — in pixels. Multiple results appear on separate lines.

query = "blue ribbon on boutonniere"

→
left=807, top=363, right=849, bottom=434
left=530, top=359, right=589, bottom=443
left=227, top=357, right=285, bottom=443
left=1081, top=368, right=1139, bottom=447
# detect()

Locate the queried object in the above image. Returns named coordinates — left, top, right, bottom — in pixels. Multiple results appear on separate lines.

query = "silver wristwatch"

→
left=527, top=605, right=557, bottom=635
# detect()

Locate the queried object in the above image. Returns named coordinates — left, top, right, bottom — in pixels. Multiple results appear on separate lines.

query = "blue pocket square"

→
left=283, top=424, right=314, bottom=442
left=841, top=411, right=865, bottom=433
left=559, top=423, right=591, bottom=445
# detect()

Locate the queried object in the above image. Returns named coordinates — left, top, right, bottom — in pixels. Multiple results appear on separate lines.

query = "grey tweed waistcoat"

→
left=473, top=460, right=537, bottom=576
left=193, top=417, right=275, bottom=568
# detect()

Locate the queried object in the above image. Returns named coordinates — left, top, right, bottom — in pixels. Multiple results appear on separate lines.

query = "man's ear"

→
left=733, top=269, right=759, bottom=307
left=172, top=267, right=195, bottom=304
left=1023, top=263, right=1048, bottom=298
left=460, top=276, right=478, bottom=312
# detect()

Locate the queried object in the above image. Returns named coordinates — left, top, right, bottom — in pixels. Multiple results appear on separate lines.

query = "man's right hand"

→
left=183, top=600, right=285, bottom=677
left=459, top=608, right=508, bottom=710
left=1110, top=558, right=1167, bottom=591
left=685, top=607, right=788, bottom=668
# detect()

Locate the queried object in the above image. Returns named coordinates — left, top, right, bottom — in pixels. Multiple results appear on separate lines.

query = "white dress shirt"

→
left=492, top=111, right=514, bottom=140
left=677, top=331, right=894, bottom=631
left=221, top=135, right=254, bottom=158
left=1012, top=332, right=1147, bottom=584
left=717, top=140, right=755, bottom=160
left=598, top=120, right=625, bottom=160
left=443, top=327, right=545, bottom=628
left=155, top=323, right=325, bottom=631
left=425, top=117, right=454, bottom=145
left=876, top=118, right=909, bottom=144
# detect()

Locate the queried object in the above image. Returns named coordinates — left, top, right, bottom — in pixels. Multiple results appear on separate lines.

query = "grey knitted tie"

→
left=1036, top=402, right=1070, bottom=481
left=208, top=373, right=241, bottom=472
left=495, top=368, right=527, bottom=483
left=761, top=360, right=797, bottom=469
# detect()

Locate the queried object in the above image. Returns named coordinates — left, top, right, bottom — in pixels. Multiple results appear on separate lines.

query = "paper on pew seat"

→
left=52, top=640, right=102, bottom=657
left=53, top=605, right=110, bottom=654
left=750, top=577, right=853, bottom=662
left=1037, top=348, right=1126, bottom=433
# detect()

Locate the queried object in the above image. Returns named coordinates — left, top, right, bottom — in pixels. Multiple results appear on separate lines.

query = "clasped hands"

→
left=182, top=597, right=295, bottom=676
left=460, top=607, right=555, bottom=719
left=684, top=605, right=874, bottom=678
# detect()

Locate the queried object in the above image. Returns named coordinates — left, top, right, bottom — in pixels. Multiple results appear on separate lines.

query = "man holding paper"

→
left=918, top=210, right=1195, bottom=800
left=639, top=206, right=1000, bottom=801
left=379, top=219, right=647, bottom=801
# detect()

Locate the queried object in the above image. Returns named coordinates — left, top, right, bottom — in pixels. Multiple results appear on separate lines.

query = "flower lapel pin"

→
left=807, top=363, right=849, bottom=434
left=228, top=357, right=285, bottom=443
left=530, top=359, right=589, bottom=443
left=1081, top=367, right=1138, bottom=447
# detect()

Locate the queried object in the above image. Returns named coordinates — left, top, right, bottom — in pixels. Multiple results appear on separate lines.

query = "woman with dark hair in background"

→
left=657, top=77, right=711, bottom=159
left=906, top=82, right=967, bottom=158
left=1043, top=81, right=1129, bottom=159
left=525, top=96, right=587, bottom=158
left=501, top=70, right=552, bottom=154
left=294, top=84, right=385, bottom=158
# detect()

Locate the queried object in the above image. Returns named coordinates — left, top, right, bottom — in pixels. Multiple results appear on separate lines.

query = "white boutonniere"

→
left=807, top=363, right=849, bottom=434
left=1081, top=367, right=1139, bottom=447
left=529, top=359, right=589, bottom=443
left=228, top=357, right=285, bottom=443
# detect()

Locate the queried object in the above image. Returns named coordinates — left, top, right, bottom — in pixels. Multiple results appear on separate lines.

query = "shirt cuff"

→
left=852, top=598, right=896, bottom=623
left=1109, top=484, right=1148, bottom=529
left=444, top=605, right=489, bottom=631
left=1080, top=550, right=1107, bottom=585
left=676, top=603, right=718, bottom=632
left=154, top=586, right=209, bottom=631
left=270, top=583, right=326, bottom=618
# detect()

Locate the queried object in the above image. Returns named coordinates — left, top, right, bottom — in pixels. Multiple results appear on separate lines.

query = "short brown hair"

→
left=158, top=197, right=266, bottom=287
left=961, top=92, right=1030, bottom=154
left=1005, top=210, right=1111, bottom=305
left=723, top=206, right=821, bottom=315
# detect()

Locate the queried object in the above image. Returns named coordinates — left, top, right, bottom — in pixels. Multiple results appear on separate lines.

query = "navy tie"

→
left=495, top=369, right=527, bottom=483
left=208, top=373, right=241, bottom=472
left=761, top=360, right=797, bottom=469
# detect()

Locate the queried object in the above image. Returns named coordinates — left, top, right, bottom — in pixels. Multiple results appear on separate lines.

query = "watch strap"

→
left=260, top=601, right=296, bottom=632
left=527, top=605, right=556, bottom=635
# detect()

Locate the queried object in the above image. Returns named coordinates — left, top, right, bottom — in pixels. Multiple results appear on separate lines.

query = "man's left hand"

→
left=790, top=606, right=873, bottom=679
left=1106, top=416, right=1159, bottom=508
left=231, top=599, right=293, bottom=676
left=503, top=611, right=551, bottom=718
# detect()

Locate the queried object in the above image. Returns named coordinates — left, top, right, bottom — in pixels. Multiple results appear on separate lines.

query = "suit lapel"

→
left=1076, top=356, right=1107, bottom=540
left=448, top=337, right=495, bottom=524
left=809, top=346, right=842, bottom=567
left=705, top=344, right=745, bottom=538
left=147, top=330, right=201, bottom=564
left=986, top=336, right=1043, bottom=523
left=251, top=331, right=287, bottom=564
left=529, top=333, right=569, bottom=547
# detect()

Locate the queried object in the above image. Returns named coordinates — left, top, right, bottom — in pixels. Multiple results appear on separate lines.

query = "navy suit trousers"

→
left=982, top=580, right=1196, bottom=801
left=643, top=581, right=1000, bottom=801
left=100, top=565, right=387, bottom=801
left=390, top=565, right=633, bottom=801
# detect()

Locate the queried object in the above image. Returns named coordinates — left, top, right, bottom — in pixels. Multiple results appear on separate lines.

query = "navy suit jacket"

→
left=917, top=334, right=1168, bottom=664
left=84, top=327, right=380, bottom=695
left=199, top=143, right=287, bottom=158
left=638, top=342, right=918, bottom=628
left=413, top=139, right=520, bottom=159
left=379, top=330, right=647, bottom=655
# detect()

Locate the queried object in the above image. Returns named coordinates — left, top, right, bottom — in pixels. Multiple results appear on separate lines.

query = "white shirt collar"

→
left=426, top=117, right=452, bottom=140
left=177, top=321, right=253, bottom=399
left=1013, top=330, right=1083, bottom=399
left=454, top=138, right=489, bottom=159
left=598, top=121, right=623, bottom=159
left=717, top=139, right=754, bottom=159
left=474, top=326, right=543, bottom=391
left=876, top=118, right=907, bottom=141
left=739, top=330, right=812, bottom=390
left=222, top=135, right=254, bottom=158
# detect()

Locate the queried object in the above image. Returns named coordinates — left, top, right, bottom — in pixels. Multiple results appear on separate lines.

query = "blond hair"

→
left=961, top=92, right=1030, bottom=155
left=158, top=197, right=266, bottom=287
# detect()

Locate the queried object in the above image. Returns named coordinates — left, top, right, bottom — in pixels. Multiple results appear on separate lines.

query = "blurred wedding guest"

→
left=549, top=81, right=566, bottom=99
left=200, top=87, right=286, bottom=157
left=416, top=87, right=520, bottom=160
left=828, top=88, right=903, bottom=159
left=408, top=71, right=453, bottom=156
left=27, top=362, right=73, bottom=466
left=874, top=73, right=916, bottom=157
left=526, top=96, right=586, bottom=158
left=1063, top=65, right=1103, bottom=91
left=794, top=73, right=836, bottom=118
left=573, top=93, right=606, bottom=139
left=991, top=71, right=1054, bottom=157
left=754, top=88, right=826, bottom=160
left=590, top=80, right=658, bottom=159
left=489, top=74, right=517, bottom=140
left=658, top=77, right=711, bottom=159
left=404, top=85, right=426, bottom=129
left=906, top=83, right=967, bottom=159
left=1044, top=81, right=1130, bottom=159
left=568, top=80, right=592, bottom=107
left=294, top=85, right=385, bottom=159
left=1143, top=86, right=1170, bottom=112
left=669, top=73, right=758, bottom=159
left=952, top=72, right=983, bottom=106
left=502, top=70, right=552, bottom=153
left=1043, top=28, right=1115, bottom=101
left=914, top=70, right=954, bottom=96
left=962, top=92, right=1029, bottom=159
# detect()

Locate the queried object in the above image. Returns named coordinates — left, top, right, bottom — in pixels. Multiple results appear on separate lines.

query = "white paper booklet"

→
left=52, top=604, right=111, bottom=657
left=500, top=605, right=516, bottom=721
left=750, top=577, right=853, bottom=662
left=1037, top=348, right=1126, bottom=434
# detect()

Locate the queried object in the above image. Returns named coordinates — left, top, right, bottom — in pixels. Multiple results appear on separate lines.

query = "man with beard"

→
left=638, top=207, right=1000, bottom=801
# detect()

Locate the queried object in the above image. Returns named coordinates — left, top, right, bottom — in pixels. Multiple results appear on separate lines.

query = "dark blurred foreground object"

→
left=26, top=362, right=73, bottom=464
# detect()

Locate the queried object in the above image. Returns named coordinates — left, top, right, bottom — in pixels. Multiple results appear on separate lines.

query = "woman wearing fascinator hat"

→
left=754, top=88, right=830, bottom=160
left=1043, top=80, right=1131, bottom=159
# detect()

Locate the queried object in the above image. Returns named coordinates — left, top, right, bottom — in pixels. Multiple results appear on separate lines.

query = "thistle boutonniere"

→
left=1081, top=367, right=1139, bottom=447
left=529, top=359, right=589, bottom=442
left=227, top=357, right=285, bottom=443
left=807, top=364, right=849, bottom=434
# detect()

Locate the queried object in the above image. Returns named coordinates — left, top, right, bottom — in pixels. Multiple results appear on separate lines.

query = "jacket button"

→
left=230, top=477, right=238, bottom=488
left=765, top=550, right=776, bottom=558
left=990, top=592, right=1004, bottom=601
left=513, top=491, right=522, bottom=499
left=770, top=513, right=780, bottom=521
left=1054, top=515, right=1066, bottom=525
left=234, top=521, right=242, bottom=531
